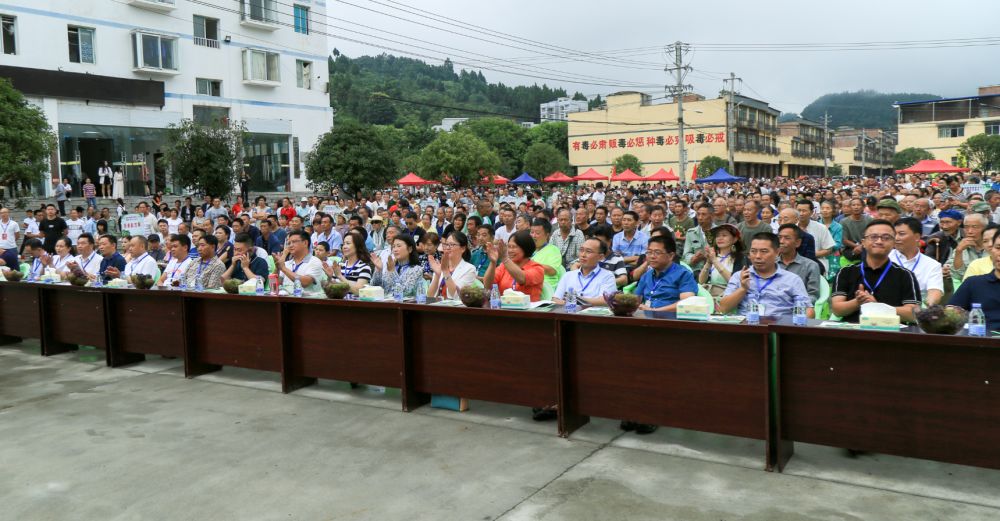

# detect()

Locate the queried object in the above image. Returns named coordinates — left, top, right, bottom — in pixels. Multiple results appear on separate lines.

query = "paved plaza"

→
left=2, top=341, right=999, bottom=521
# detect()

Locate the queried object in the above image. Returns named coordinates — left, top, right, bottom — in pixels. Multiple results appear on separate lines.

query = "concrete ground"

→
left=2, top=340, right=999, bottom=521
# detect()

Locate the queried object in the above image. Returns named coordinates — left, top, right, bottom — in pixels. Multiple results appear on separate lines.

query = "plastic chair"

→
left=20, top=262, right=30, bottom=277
left=815, top=277, right=831, bottom=320
left=623, top=281, right=637, bottom=295
left=540, top=281, right=554, bottom=301
left=679, top=261, right=694, bottom=273
left=265, top=255, right=275, bottom=273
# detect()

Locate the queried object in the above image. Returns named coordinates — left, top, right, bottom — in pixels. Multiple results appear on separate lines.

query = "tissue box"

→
left=238, top=279, right=258, bottom=296
left=501, top=289, right=530, bottom=309
left=860, top=314, right=900, bottom=331
left=677, top=296, right=711, bottom=321
left=106, top=278, right=129, bottom=289
left=359, top=285, right=385, bottom=301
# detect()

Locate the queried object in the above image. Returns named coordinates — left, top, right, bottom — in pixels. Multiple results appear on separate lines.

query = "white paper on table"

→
left=528, top=300, right=554, bottom=309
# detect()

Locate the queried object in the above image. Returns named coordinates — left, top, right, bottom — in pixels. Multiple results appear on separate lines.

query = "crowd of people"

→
left=2, top=171, right=1000, bottom=430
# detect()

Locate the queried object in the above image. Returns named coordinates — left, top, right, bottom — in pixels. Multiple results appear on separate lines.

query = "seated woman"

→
left=417, top=232, right=440, bottom=280
left=553, top=238, right=617, bottom=306
left=427, top=231, right=478, bottom=300
left=214, top=225, right=234, bottom=268
left=698, top=223, right=747, bottom=301
left=329, top=231, right=373, bottom=294
left=371, top=234, right=424, bottom=298
left=52, top=237, right=77, bottom=279
left=442, top=213, right=466, bottom=238
left=482, top=229, right=545, bottom=302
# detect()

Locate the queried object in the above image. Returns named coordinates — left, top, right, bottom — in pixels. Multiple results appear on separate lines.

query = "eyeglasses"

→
left=442, top=242, right=460, bottom=248
left=864, top=234, right=895, bottom=243
left=646, top=249, right=668, bottom=257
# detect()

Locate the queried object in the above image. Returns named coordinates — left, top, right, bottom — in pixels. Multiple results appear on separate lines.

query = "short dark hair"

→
left=894, top=217, right=922, bottom=236
left=170, top=233, right=191, bottom=249
left=649, top=226, right=672, bottom=238
left=78, top=233, right=95, bottom=246
left=199, top=234, right=219, bottom=248
left=585, top=237, right=608, bottom=256
left=751, top=232, right=779, bottom=250
left=467, top=215, right=483, bottom=227
left=530, top=217, right=552, bottom=235
left=590, top=223, right=614, bottom=242
left=623, top=210, right=639, bottom=221
left=864, top=219, right=895, bottom=233
left=647, top=234, right=678, bottom=255
left=289, top=230, right=310, bottom=243
left=234, top=233, right=253, bottom=247
left=778, top=223, right=802, bottom=240
left=24, top=238, right=43, bottom=250
left=99, top=233, right=117, bottom=245
left=509, top=229, right=536, bottom=257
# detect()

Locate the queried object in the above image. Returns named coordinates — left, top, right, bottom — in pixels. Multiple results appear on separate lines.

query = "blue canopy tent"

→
left=694, top=168, right=747, bottom=184
left=510, top=172, right=539, bottom=184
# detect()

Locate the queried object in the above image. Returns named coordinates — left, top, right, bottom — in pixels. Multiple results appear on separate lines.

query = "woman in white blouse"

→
left=427, top=231, right=478, bottom=300
left=51, top=237, right=76, bottom=279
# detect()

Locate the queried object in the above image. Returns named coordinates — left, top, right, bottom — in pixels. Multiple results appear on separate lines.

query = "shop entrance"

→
left=77, top=137, right=113, bottom=190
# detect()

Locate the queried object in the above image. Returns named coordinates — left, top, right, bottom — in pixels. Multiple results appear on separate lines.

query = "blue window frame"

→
left=293, top=5, right=309, bottom=34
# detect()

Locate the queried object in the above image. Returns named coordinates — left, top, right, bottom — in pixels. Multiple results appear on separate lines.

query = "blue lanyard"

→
left=196, top=259, right=210, bottom=277
left=292, top=257, right=308, bottom=273
left=645, top=264, right=674, bottom=301
left=32, top=258, right=42, bottom=275
left=892, top=251, right=920, bottom=272
left=80, top=254, right=95, bottom=272
left=395, top=262, right=408, bottom=276
left=577, top=269, right=600, bottom=295
left=129, top=254, right=149, bottom=275
left=342, top=259, right=360, bottom=277
left=752, top=272, right=777, bottom=294
left=709, top=254, right=730, bottom=276
left=860, top=260, right=891, bottom=294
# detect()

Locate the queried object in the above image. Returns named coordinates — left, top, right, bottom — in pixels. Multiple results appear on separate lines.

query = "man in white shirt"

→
left=66, top=232, right=101, bottom=280
left=892, top=217, right=943, bottom=306
left=795, top=200, right=835, bottom=273
left=494, top=208, right=517, bottom=243
left=275, top=230, right=324, bottom=293
left=0, top=207, right=21, bottom=269
left=137, top=202, right=157, bottom=237
left=591, top=183, right=606, bottom=206
left=121, top=235, right=160, bottom=279
left=65, top=207, right=86, bottom=245
left=552, top=238, right=617, bottom=306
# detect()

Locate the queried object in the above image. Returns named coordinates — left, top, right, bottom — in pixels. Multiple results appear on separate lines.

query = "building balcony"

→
left=241, top=16, right=281, bottom=31
left=194, top=37, right=220, bottom=49
left=242, top=78, right=280, bottom=88
left=127, top=0, right=175, bottom=11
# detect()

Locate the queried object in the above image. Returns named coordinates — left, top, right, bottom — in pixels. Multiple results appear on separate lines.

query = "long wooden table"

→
left=4, top=280, right=999, bottom=472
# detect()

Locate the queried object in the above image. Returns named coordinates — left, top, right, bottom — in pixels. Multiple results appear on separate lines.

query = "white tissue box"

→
left=359, top=285, right=385, bottom=301
left=677, top=296, right=710, bottom=321
left=501, top=289, right=530, bottom=309
left=106, top=278, right=129, bottom=289
left=860, top=314, right=900, bottom=331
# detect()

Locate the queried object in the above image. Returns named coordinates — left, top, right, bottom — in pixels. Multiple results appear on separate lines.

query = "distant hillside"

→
left=327, top=51, right=580, bottom=127
left=799, top=90, right=941, bottom=130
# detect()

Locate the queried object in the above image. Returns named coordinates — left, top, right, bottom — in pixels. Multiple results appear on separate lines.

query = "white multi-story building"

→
left=539, top=97, right=587, bottom=122
left=0, top=0, right=332, bottom=196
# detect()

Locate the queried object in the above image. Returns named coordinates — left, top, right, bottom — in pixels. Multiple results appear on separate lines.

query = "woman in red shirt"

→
left=279, top=198, right=297, bottom=221
left=483, top=229, right=545, bottom=301
left=231, top=195, right=245, bottom=216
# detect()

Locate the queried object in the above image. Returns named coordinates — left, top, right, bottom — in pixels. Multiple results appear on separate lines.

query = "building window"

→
left=296, top=60, right=311, bottom=89
left=937, top=125, right=965, bottom=139
left=131, top=32, right=178, bottom=71
left=986, top=122, right=1000, bottom=135
left=242, top=49, right=280, bottom=83
left=242, top=0, right=278, bottom=24
left=193, top=106, right=229, bottom=126
left=1, top=15, right=15, bottom=55
left=193, top=16, right=220, bottom=48
left=196, top=78, right=221, bottom=97
left=68, top=26, right=96, bottom=64
left=293, top=5, right=309, bottom=34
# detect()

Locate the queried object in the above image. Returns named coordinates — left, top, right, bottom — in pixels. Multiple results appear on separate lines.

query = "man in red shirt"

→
left=279, top=197, right=297, bottom=221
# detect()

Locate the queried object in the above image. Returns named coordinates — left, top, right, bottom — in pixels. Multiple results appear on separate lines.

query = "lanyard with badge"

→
left=577, top=268, right=600, bottom=296
left=644, top=264, right=673, bottom=307
left=859, top=261, right=890, bottom=294
left=752, top=272, right=776, bottom=295
left=892, top=251, right=919, bottom=272
left=0, top=220, right=14, bottom=242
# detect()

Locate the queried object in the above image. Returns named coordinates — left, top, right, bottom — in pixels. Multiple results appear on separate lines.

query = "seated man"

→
left=588, top=224, right=628, bottom=288
left=22, top=238, right=47, bottom=279
left=119, top=236, right=159, bottom=280
left=831, top=220, right=920, bottom=323
left=949, top=229, right=1000, bottom=330
left=552, top=238, right=617, bottom=306
left=962, top=225, right=999, bottom=280
left=946, top=213, right=990, bottom=281
left=776, top=224, right=821, bottom=304
left=158, top=234, right=192, bottom=287
left=892, top=217, right=943, bottom=306
left=777, top=208, right=817, bottom=263
left=635, top=234, right=697, bottom=313
left=222, top=233, right=270, bottom=284
left=274, top=230, right=324, bottom=293
left=182, top=234, right=226, bottom=289
left=719, top=232, right=813, bottom=318
left=96, top=234, right=126, bottom=283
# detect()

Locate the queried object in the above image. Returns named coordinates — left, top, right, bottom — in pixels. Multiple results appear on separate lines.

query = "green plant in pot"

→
left=323, top=282, right=351, bottom=299
left=459, top=285, right=486, bottom=308
left=222, top=279, right=241, bottom=294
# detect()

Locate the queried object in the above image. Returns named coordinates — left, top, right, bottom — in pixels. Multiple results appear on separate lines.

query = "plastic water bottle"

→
left=293, top=277, right=303, bottom=297
left=178, top=279, right=187, bottom=291
left=194, top=278, right=204, bottom=292
left=255, top=276, right=264, bottom=296
left=792, top=296, right=808, bottom=326
left=969, top=303, right=987, bottom=337
left=415, top=278, right=427, bottom=304
left=564, top=288, right=578, bottom=313
left=746, top=291, right=761, bottom=325
left=93, top=275, right=103, bottom=288
left=489, top=284, right=501, bottom=309
left=392, top=282, right=403, bottom=302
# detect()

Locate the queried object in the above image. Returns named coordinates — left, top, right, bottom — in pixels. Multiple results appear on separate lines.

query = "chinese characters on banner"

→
left=571, top=132, right=726, bottom=152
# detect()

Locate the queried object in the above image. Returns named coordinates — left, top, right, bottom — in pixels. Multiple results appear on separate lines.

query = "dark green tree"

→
left=588, top=94, right=604, bottom=110
left=696, top=155, right=728, bottom=176
left=572, top=92, right=588, bottom=101
left=612, top=153, right=643, bottom=175
left=957, top=134, right=1000, bottom=171
left=305, top=119, right=398, bottom=194
left=827, top=164, right=844, bottom=177
left=160, top=119, right=247, bottom=198
left=455, top=117, right=529, bottom=176
left=417, top=131, right=500, bottom=187
left=527, top=122, right=568, bottom=156
left=892, top=147, right=935, bottom=170
left=523, top=143, right=567, bottom=178
left=0, top=78, right=55, bottom=193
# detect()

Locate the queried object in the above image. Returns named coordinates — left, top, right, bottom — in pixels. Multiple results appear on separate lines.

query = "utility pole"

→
left=665, top=42, right=692, bottom=183
left=859, top=128, right=866, bottom=178
left=819, top=111, right=832, bottom=177
left=725, top=72, right=741, bottom=176
left=878, top=129, right=884, bottom=180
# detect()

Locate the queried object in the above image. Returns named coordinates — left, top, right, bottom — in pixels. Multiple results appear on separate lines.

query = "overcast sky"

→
left=326, top=0, right=1000, bottom=113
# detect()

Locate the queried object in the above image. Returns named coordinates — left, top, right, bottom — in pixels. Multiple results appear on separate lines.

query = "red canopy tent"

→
left=542, top=171, right=574, bottom=183
left=646, top=168, right=680, bottom=182
left=610, top=169, right=644, bottom=182
left=574, top=168, right=609, bottom=182
left=894, top=159, right=970, bottom=174
left=398, top=172, right=430, bottom=186
left=689, top=164, right=698, bottom=182
left=480, top=174, right=509, bottom=185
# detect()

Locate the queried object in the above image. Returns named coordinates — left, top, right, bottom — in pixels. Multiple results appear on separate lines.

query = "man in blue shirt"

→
left=635, top=234, right=697, bottom=312
left=256, top=219, right=284, bottom=255
left=949, top=231, right=1000, bottom=329
left=719, top=231, right=813, bottom=318
left=96, top=233, right=126, bottom=283
left=612, top=210, right=649, bottom=267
